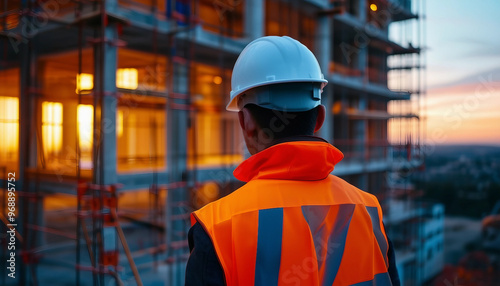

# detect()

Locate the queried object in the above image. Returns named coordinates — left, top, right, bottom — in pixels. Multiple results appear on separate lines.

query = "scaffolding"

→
left=0, top=0, right=427, bottom=285
left=0, top=0, right=245, bottom=284
left=386, top=1, right=429, bottom=285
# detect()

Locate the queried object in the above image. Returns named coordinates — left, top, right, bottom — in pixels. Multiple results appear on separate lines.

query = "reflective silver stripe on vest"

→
left=302, top=204, right=356, bottom=286
left=365, top=206, right=389, bottom=266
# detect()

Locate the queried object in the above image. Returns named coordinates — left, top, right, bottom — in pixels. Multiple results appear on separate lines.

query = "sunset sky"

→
left=425, top=0, right=500, bottom=146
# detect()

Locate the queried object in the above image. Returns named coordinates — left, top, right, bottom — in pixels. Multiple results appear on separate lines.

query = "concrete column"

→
left=358, top=0, right=367, bottom=22
left=315, top=15, right=333, bottom=141
left=166, top=55, right=190, bottom=286
left=93, top=25, right=118, bottom=185
left=244, top=0, right=264, bottom=39
left=357, top=0, right=369, bottom=79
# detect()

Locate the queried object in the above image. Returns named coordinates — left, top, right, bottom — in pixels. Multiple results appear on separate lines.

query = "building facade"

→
left=0, top=0, right=435, bottom=285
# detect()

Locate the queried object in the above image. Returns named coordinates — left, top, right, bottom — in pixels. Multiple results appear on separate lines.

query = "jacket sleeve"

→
left=387, top=236, right=401, bottom=286
left=185, top=222, right=225, bottom=286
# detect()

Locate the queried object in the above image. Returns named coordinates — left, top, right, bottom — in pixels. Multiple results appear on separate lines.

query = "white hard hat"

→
left=227, top=36, right=328, bottom=112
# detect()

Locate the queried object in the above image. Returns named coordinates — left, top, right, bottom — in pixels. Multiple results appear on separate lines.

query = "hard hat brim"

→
left=226, top=78, right=328, bottom=112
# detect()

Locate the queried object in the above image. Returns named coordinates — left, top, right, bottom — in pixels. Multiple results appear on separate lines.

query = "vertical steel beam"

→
left=93, top=25, right=118, bottom=186
left=166, top=39, right=190, bottom=286
left=244, top=0, right=264, bottom=39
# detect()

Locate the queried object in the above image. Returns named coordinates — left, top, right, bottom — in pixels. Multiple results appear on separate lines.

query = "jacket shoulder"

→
left=192, top=183, right=252, bottom=227
left=328, top=175, right=382, bottom=207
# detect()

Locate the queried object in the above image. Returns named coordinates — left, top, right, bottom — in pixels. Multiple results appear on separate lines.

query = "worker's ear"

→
left=238, top=107, right=257, bottom=136
left=238, top=107, right=259, bottom=154
left=314, top=105, right=326, bottom=133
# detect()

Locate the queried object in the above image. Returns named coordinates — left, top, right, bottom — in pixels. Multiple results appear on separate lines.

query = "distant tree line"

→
left=413, top=147, right=500, bottom=218
left=415, top=179, right=500, bottom=218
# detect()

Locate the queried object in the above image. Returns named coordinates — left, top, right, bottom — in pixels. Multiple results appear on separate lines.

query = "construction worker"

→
left=185, top=36, right=400, bottom=286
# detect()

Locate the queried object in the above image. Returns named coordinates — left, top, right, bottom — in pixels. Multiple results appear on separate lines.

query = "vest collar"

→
left=233, top=139, right=344, bottom=182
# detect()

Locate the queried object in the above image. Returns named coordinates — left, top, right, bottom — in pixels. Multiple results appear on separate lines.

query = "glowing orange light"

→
left=213, top=76, right=222, bottom=85
left=42, top=101, right=63, bottom=155
left=5, top=13, right=19, bottom=30
left=117, top=110, right=123, bottom=137
left=370, top=4, right=378, bottom=11
left=76, top=73, right=93, bottom=94
left=116, top=68, right=138, bottom=89
left=332, top=101, right=342, bottom=114
left=77, top=104, right=93, bottom=152
left=0, top=96, right=19, bottom=154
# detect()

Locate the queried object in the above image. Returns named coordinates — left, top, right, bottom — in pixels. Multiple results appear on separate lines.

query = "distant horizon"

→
left=424, top=0, right=500, bottom=148
left=422, top=142, right=500, bottom=147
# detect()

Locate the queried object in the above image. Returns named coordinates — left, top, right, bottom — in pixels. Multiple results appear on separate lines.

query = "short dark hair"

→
left=244, top=104, right=320, bottom=140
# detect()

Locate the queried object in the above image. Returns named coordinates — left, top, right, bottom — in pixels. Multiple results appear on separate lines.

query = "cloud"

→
left=462, top=44, right=500, bottom=59
left=428, top=66, right=500, bottom=90
left=425, top=93, right=500, bottom=111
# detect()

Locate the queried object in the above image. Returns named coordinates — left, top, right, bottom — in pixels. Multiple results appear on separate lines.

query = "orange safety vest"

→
left=191, top=141, right=391, bottom=286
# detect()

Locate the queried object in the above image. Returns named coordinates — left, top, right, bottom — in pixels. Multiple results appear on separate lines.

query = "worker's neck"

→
left=253, top=135, right=327, bottom=153
left=270, top=135, right=327, bottom=146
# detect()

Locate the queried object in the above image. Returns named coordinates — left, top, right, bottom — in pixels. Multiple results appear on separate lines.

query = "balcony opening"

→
left=188, top=63, right=243, bottom=167
left=116, top=95, right=166, bottom=172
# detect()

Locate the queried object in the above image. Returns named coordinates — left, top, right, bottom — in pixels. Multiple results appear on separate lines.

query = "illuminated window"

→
left=188, top=64, right=243, bottom=166
left=116, top=68, right=138, bottom=89
left=116, top=96, right=166, bottom=172
left=117, top=49, right=168, bottom=92
left=77, top=105, right=94, bottom=166
left=188, top=112, right=243, bottom=166
left=42, top=101, right=63, bottom=158
left=117, top=110, right=124, bottom=138
left=0, top=96, right=19, bottom=162
left=76, top=73, right=93, bottom=94
left=195, top=112, right=221, bottom=156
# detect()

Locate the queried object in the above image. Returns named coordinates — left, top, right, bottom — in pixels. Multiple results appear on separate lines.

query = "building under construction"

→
left=0, top=0, right=440, bottom=285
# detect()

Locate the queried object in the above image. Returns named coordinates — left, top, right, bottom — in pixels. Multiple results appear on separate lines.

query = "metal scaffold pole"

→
left=165, top=1, right=196, bottom=284
left=75, top=0, right=84, bottom=284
